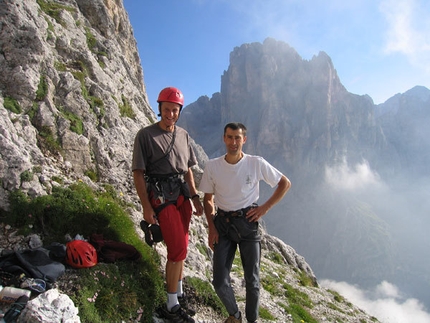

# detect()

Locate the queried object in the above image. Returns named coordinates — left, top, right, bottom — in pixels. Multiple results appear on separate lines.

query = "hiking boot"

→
left=224, top=311, right=242, bottom=323
left=178, top=294, right=196, bottom=316
left=159, top=304, right=195, bottom=323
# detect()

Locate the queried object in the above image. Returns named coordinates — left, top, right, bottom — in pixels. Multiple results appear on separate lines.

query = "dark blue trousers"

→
left=212, top=232, right=261, bottom=322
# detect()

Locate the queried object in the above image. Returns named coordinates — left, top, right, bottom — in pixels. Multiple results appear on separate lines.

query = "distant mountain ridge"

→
left=177, top=38, right=430, bottom=307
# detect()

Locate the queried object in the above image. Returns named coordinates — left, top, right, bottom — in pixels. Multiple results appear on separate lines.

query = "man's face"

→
left=159, top=102, right=181, bottom=128
left=224, top=127, right=247, bottom=155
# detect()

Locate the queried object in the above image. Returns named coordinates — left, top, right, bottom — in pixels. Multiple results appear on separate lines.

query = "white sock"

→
left=167, top=292, right=179, bottom=311
left=177, top=280, right=183, bottom=298
left=234, top=311, right=241, bottom=319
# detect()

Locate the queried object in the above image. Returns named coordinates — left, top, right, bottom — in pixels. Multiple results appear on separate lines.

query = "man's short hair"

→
left=224, top=122, right=247, bottom=136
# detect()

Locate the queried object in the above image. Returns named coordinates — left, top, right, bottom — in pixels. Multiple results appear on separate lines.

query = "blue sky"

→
left=123, top=0, right=430, bottom=111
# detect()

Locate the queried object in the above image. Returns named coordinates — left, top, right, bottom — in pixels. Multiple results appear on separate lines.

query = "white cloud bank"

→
left=324, top=159, right=385, bottom=191
left=320, top=280, right=430, bottom=323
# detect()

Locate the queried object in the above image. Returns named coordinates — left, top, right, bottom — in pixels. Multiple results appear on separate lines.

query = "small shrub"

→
left=61, top=110, right=84, bottom=135
left=4, top=96, right=22, bottom=114
left=54, top=61, right=67, bottom=72
left=119, top=94, right=136, bottom=119
left=37, top=125, right=62, bottom=156
left=85, top=168, right=98, bottom=182
left=27, top=103, right=39, bottom=124
left=36, top=75, right=48, bottom=101
left=20, top=170, right=34, bottom=182
left=85, top=27, right=97, bottom=51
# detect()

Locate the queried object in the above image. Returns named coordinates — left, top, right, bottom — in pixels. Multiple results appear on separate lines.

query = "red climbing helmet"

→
left=157, top=87, right=184, bottom=107
left=65, top=240, right=98, bottom=268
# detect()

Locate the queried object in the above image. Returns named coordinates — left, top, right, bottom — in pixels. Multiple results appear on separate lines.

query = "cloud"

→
left=324, top=158, right=385, bottom=191
left=380, top=0, right=430, bottom=71
left=320, top=280, right=430, bottom=323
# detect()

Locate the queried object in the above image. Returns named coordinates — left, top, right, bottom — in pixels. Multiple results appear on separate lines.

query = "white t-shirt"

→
left=199, top=153, right=283, bottom=211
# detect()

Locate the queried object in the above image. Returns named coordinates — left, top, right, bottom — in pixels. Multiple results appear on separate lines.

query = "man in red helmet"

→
left=132, top=87, right=203, bottom=322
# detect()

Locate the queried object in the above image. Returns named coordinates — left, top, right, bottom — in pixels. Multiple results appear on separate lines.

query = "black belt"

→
left=145, top=173, right=184, bottom=183
left=218, top=204, right=257, bottom=217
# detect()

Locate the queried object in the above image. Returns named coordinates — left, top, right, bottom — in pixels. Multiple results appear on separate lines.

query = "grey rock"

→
left=17, top=289, right=80, bottom=323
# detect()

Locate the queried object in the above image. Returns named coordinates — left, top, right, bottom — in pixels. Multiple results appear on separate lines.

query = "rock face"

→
left=177, top=38, right=430, bottom=306
left=0, top=0, right=155, bottom=213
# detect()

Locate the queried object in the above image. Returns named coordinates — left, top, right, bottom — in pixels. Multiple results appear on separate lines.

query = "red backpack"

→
left=89, top=234, right=141, bottom=263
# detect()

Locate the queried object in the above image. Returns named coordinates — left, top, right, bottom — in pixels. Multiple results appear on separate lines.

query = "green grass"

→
left=297, top=269, right=318, bottom=287
left=85, top=27, right=97, bottom=51
left=261, top=274, right=284, bottom=296
left=37, top=0, right=76, bottom=27
left=73, top=262, right=163, bottom=323
left=287, top=303, right=318, bottom=323
left=69, top=61, right=105, bottom=117
left=4, top=96, right=22, bottom=114
left=84, top=168, right=99, bottom=182
left=1, top=182, right=165, bottom=322
left=267, top=251, right=285, bottom=265
left=186, top=276, right=228, bottom=317
left=261, top=266, right=318, bottom=323
left=259, top=306, right=276, bottom=320
left=20, top=170, right=34, bottom=182
left=60, top=109, right=84, bottom=135
left=36, top=74, right=48, bottom=101
left=84, top=26, right=109, bottom=68
left=37, top=125, right=63, bottom=155
left=119, top=94, right=136, bottom=119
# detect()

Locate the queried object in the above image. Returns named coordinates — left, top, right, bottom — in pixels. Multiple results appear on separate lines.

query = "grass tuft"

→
left=4, top=96, right=22, bottom=114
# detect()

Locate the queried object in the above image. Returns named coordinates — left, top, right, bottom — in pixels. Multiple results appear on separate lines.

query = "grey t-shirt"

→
left=132, top=123, right=197, bottom=175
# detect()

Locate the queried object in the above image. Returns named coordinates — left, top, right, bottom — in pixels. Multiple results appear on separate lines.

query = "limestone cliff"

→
left=0, top=0, right=154, bottom=212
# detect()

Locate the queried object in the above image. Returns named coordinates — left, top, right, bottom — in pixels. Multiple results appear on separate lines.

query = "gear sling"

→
left=144, top=126, right=191, bottom=213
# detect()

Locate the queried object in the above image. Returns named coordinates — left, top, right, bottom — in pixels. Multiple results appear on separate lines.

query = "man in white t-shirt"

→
left=199, top=122, right=291, bottom=323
